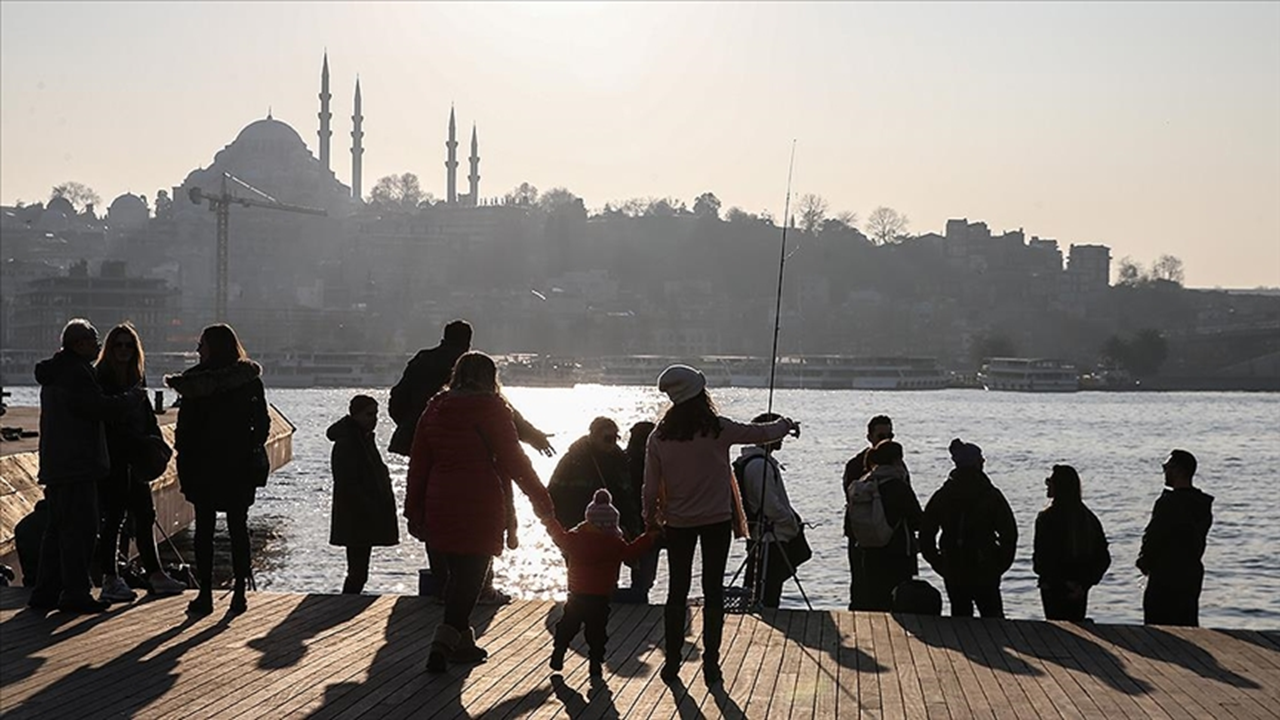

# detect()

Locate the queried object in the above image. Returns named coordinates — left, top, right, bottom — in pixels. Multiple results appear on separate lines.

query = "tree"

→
left=1116, top=257, right=1145, bottom=287
left=1150, top=254, right=1185, bottom=286
left=692, top=192, right=722, bottom=219
left=50, top=181, right=100, bottom=212
left=539, top=187, right=582, bottom=213
left=155, top=189, right=173, bottom=220
left=834, top=210, right=859, bottom=230
left=503, top=182, right=539, bottom=206
left=796, top=193, right=829, bottom=234
left=865, top=206, right=909, bottom=245
left=369, top=173, right=424, bottom=211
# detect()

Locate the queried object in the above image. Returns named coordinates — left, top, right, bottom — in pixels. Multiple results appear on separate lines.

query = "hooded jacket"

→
left=919, top=467, right=1018, bottom=581
left=1137, top=487, right=1214, bottom=587
left=34, top=349, right=135, bottom=485
left=548, top=436, right=640, bottom=538
left=545, top=520, right=658, bottom=596
left=165, top=360, right=269, bottom=509
left=404, top=391, right=553, bottom=557
left=327, top=415, right=399, bottom=547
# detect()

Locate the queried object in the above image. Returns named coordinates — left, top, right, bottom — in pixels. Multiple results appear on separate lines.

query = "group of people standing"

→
left=24, top=314, right=1217, bottom=691
left=27, top=318, right=271, bottom=617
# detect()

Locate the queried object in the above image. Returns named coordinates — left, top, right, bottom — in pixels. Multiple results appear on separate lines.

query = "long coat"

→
left=327, top=415, right=399, bottom=547
left=166, top=360, right=269, bottom=510
left=404, top=391, right=553, bottom=557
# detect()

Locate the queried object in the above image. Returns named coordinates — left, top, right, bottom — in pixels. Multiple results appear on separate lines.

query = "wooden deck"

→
left=1, top=587, right=1276, bottom=719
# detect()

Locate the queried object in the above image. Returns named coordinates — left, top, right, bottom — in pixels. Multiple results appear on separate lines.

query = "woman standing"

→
left=166, top=324, right=269, bottom=616
left=404, top=352, right=554, bottom=673
left=643, top=365, right=799, bottom=685
left=94, top=323, right=186, bottom=602
left=327, top=394, right=399, bottom=594
left=1033, top=464, right=1111, bottom=621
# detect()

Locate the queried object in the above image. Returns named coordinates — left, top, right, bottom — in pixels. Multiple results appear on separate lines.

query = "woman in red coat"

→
left=404, top=351, right=554, bottom=673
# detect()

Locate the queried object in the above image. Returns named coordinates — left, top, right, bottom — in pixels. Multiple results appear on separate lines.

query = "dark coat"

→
left=166, top=360, right=269, bottom=510
left=851, top=465, right=923, bottom=610
left=97, top=372, right=158, bottom=496
left=548, top=436, right=641, bottom=538
left=34, top=350, right=135, bottom=486
left=1033, top=502, right=1111, bottom=590
left=1137, top=487, right=1213, bottom=589
left=919, top=467, right=1018, bottom=583
left=387, top=341, right=468, bottom=456
left=403, top=392, right=553, bottom=557
left=327, top=415, right=399, bottom=547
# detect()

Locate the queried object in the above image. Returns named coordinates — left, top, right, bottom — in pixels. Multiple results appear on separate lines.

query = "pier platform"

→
left=1, top=588, right=1276, bottom=719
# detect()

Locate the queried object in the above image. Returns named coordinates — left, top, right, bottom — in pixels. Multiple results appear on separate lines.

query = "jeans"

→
left=32, top=481, right=100, bottom=606
left=944, top=576, right=1004, bottom=618
left=344, top=545, right=371, bottom=594
left=846, top=540, right=858, bottom=611
left=440, top=553, right=491, bottom=632
left=664, top=521, right=732, bottom=664
left=99, top=476, right=162, bottom=576
left=555, top=593, right=611, bottom=661
left=194, top=504, right=250, bottom=592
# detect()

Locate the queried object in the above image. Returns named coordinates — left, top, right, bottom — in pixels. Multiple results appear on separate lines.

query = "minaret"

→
left=318, top=52, right=332, bottom=173
left=445, top=106, right=458, bottom=205
left=467, top=124, right=480, bottom=207
left=351, top=78, right=364, bottom=201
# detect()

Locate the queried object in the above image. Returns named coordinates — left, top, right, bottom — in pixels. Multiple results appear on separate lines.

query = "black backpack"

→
left=732, top=454, right=767, bottom=520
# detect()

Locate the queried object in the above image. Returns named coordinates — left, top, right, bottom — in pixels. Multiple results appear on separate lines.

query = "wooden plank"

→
left=833, top=610, right=861, bottom=720
left=884, top=613, right=929, bottom=720
left=787, top=605, right=826, bottom=720
left=599, top=604, right=672, bottom=720
left=812, top=611, right=840, bottom=720
left=870, top=612, right=906, bottom=720
left=852, top=610, right=881, bottom=719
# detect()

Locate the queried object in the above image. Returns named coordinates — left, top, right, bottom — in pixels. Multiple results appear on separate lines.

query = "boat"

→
left=583, top=354, right=952, bottom=390
left=0, top=404, right=295, bottom=585
left=493, top=354, right=583, bottom=387
left=979, top=357, right=1080, bottom=392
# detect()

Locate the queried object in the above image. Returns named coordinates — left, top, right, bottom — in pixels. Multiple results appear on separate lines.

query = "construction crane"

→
left=189, top=172, right=328, bottom=322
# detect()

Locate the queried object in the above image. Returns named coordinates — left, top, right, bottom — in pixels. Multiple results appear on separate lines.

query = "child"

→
left=544, top=489, right=659, bottom=677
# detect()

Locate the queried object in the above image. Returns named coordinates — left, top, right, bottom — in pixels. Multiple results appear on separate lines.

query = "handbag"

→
left=131, top=433, right=173, bottom=483
left=784, top=521, right=813, bottom=568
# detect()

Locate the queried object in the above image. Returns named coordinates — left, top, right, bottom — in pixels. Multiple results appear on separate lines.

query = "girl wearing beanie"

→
left=644, top=364, right=800, bottom=686
left=544, top=489, right=659, bottom=677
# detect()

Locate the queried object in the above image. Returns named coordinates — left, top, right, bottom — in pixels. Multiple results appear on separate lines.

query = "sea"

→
left=7, top=385, right=1279, bottom=630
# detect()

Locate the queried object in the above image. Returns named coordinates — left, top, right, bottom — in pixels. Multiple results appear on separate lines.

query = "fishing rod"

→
left=766, top=140, right=797, bottom=415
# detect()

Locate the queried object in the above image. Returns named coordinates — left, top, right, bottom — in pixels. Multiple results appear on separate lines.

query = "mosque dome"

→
left=233, top=116, right=307, bottom=150
left=45, top=196, right=76, bottom=216
left=107, top=193, right=149, bottom=230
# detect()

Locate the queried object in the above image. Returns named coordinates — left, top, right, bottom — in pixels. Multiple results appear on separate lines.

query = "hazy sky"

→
left=2, top=2, right=1277, bottom=287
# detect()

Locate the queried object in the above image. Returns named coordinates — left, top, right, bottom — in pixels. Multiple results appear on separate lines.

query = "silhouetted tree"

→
left=154, top=189, right=173, bottom=220
left=369, top=173, right=424, bottom=211
left=866, top=206, right=909, bottom=245
left=539, top=187, right=582, bottom=213
left=1150, top=255, right=1185, bottom=286
left=797, top=193, right=829, bottom=234
left=503, top=182, right=539, bottom=206
left=50, top=181, right=100, bottom=212
left=835, top=210, right=859, bottom=230
left=1116, top=256, right=1145, bottom=287
left=692, top=192, right=722, bottom=219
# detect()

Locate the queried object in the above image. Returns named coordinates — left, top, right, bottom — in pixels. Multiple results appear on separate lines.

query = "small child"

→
left=544, top=488, right=659, bottom=677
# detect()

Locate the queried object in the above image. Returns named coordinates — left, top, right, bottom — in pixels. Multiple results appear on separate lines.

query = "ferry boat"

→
left=255, top=351, right=406, bottom=389
left=979, top=357, right=1080, bottom=393
left=584, top=354, right=951, bottom=390
left=493, top=354, right=582, bottom=387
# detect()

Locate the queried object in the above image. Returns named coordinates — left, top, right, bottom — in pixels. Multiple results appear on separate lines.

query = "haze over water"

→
left=19, top=384, right=1258, bottom=630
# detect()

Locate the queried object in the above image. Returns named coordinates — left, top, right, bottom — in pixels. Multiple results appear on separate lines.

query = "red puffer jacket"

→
left=546, top=521, right=659, bottom=596
left=404, top=391, right=553, bottom=556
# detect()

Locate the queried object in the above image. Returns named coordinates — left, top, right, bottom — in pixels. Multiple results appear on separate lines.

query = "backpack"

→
left=732, top=454, right=767, bottom=522
left=891, top=578, right=942, bottom=615
left=847, top=473, right=895, bottom=548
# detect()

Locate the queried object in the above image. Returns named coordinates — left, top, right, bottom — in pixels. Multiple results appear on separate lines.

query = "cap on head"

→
left=949, top=438, right=984, bottom=468
left=657, top=364, right=706, bottom=405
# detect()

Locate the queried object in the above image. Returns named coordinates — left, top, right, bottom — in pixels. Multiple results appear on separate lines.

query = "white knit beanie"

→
left=584, top=488, right=622, bottom=536
left=658, top=364, right=706, bottom=405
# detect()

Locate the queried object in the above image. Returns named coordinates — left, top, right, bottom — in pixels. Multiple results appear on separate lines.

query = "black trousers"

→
left=1144, top=576, right=1202, bottom=627
left=194, top=504, right=250, bottom=592
left=426, top=543, right=496, bottom=598
left=745, top=540, right=790, bottom=609
left=98, top=476, right=162, bottom=576
left=344, top=545, right=371, bottom=594
left=1040, top=585, right=1089, bottom=621
left=846, top=540, right=858, bottom=611
left=664, top=521, right=732, bottom=664
left=944, top=576, right=1004, bottom=618
left=555, top=593, right=611, bottom=661
left=32, top=481, right=100, bottom=606
left=440, top=553, right=491, bottom=632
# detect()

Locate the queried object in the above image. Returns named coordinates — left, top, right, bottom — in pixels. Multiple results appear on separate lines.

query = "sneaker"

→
left=100, top=575, right=138, bottom=603
left=148, top=572, right=187, bottom=597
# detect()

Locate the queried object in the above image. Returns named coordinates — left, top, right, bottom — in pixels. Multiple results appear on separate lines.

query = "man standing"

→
left=737, top=412, right=804, bottom=609
left=919, top=439, right=1017, bottom=618
left=841, top=415, right=897, bottom=610
left=1137, top=449, right=1213, bottom=626
left=29, top=319, right=141, bottom=613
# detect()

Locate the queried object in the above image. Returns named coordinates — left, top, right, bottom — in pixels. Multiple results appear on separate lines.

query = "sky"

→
left=1, top=1, right=1277, bottom=288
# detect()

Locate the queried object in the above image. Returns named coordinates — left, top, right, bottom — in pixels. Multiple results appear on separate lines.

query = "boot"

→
left=450, top=626, right=488, bottom=665
left=426, top=624, right=462, bottom=673
left=230, top=578, right=247, bottom=615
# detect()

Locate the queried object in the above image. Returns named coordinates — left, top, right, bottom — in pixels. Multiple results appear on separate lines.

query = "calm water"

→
left=9, top=386, right=1278, bottom=629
